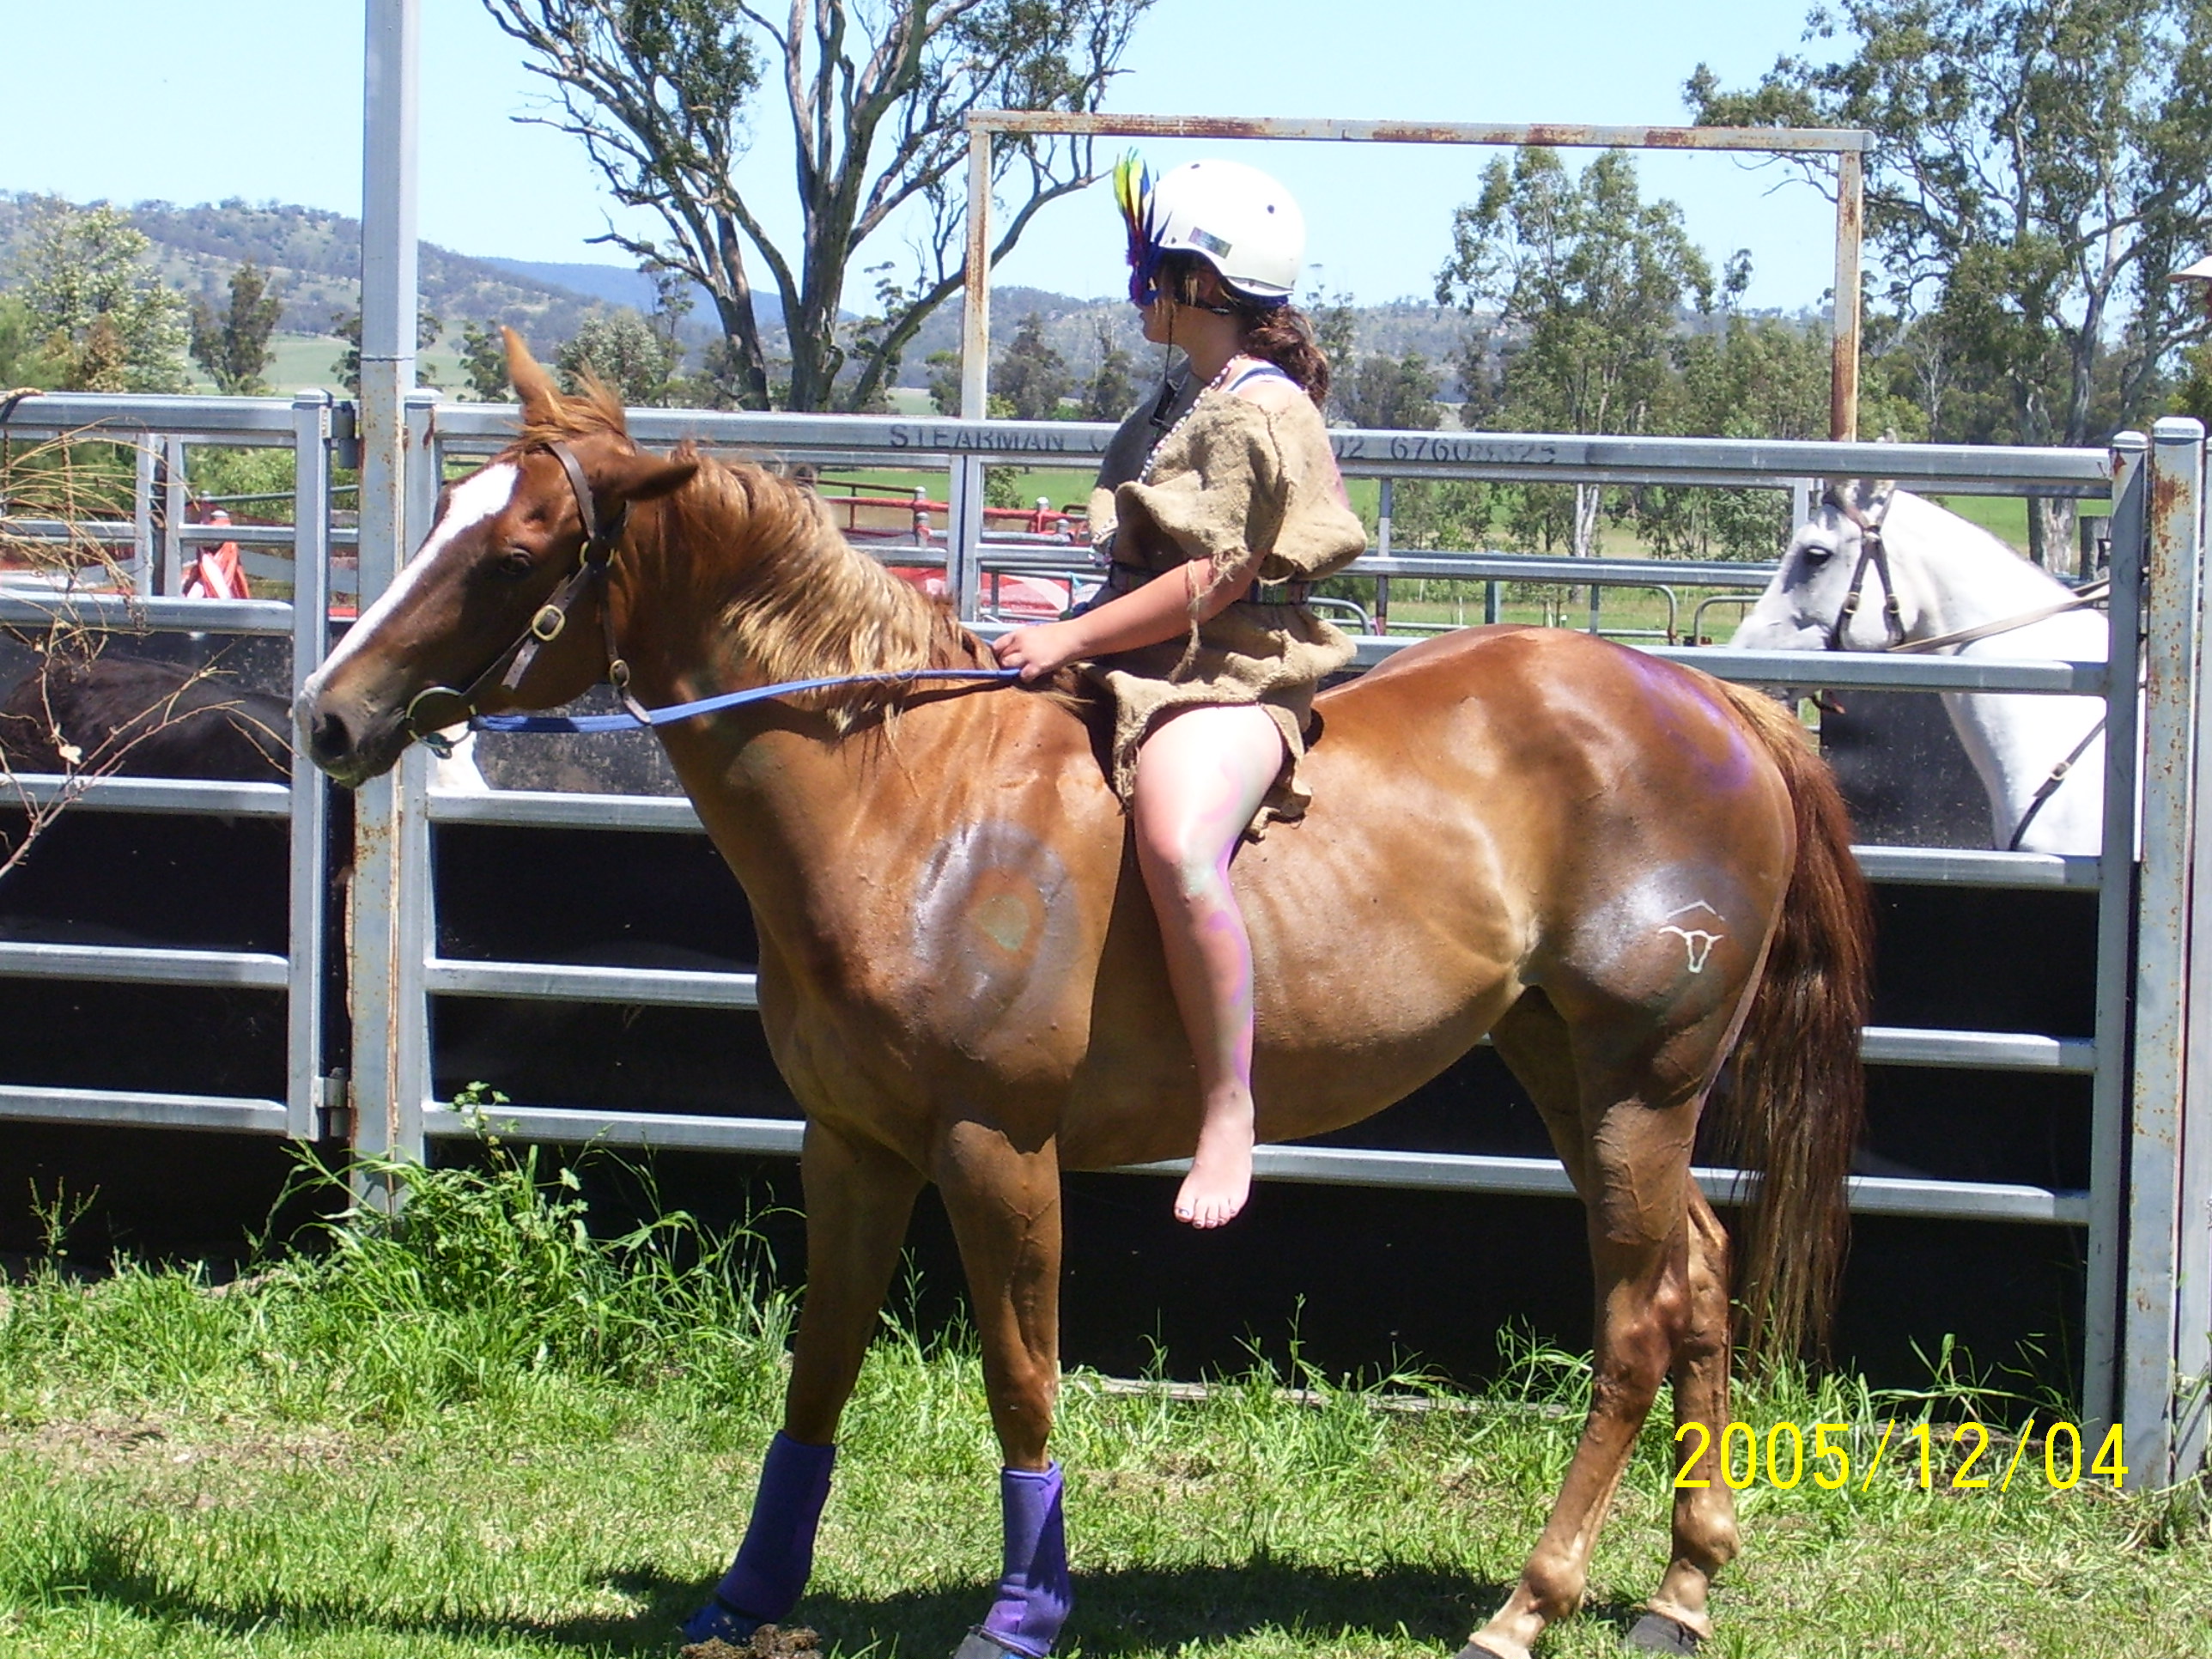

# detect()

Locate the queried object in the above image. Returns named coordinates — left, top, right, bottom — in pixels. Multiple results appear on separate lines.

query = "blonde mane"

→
left=510, top=371, right=630, bottom=450
left=665, top=450, right=997, bottom=732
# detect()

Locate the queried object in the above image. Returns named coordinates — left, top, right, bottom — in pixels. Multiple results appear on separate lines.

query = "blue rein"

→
left=470, top=665, right=1026, bottom=735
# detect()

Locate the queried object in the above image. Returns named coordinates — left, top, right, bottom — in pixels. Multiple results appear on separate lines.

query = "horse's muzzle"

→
left=295, top=684, right=405, bottom=789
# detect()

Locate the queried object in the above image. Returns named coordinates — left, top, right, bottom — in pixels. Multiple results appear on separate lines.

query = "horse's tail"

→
left=1706, top=680, right=1875, bottom=1366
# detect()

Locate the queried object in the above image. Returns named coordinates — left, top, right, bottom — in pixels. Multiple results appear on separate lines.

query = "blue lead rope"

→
left=471, top=665, right=1026, bottom=734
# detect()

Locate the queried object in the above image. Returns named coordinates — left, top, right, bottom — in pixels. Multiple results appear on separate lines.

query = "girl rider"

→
left=994, top=157, right=1365, bottom=1228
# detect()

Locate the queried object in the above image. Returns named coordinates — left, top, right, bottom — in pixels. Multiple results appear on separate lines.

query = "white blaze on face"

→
left=309, top=461, right=520, bottom=690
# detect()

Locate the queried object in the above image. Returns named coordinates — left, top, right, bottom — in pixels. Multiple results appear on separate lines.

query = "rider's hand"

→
left=994, top=621, right=1085, bottom=683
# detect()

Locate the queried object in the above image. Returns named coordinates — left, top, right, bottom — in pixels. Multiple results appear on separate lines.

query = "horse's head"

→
left=1733, top=478, right=1924, bottom=653
left=298, top=332, right=696, bottom=788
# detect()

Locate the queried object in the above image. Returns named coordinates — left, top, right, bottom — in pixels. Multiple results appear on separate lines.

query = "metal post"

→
left=131, top=441, right=155, bottom=595
left=1831, top=148, right=1863, bottom=443
left=160, top=436, right=185, bottom=593
left=2123, top=416, right=2206, bottom=1484
left=392, top=392, right=441, bottom=1159
left=350, top=0, right=422, bottom=1203
left=1375, top=477, right=1393, bottom=633
left=1790, top=478, right=1814, bottom=527
left=2087, top=432, right=2147, bottom=1435
left=948, top=122, right=994, bottom=621
left=2176, top=433, right=2212, bottom=1478
left=286, top=391, right=333, bottom=1142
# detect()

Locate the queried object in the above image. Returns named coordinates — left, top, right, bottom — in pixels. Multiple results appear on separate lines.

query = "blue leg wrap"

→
left=976, top=1463, right=1071, bottom=1657
left=684, top=1432, right=836, bottom=1638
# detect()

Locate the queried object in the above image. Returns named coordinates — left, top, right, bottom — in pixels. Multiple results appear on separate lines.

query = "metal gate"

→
left=2, top=389, right=2204, bottom=1482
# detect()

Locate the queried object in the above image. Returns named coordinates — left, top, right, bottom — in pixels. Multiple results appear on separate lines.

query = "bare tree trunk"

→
left=2030, top=497, right=2076, bottom=573
left=1572, top=483, right=1600, bottom=559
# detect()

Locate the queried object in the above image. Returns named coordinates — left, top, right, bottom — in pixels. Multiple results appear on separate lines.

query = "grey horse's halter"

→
left=1820, top=487, right=1907, bottom=652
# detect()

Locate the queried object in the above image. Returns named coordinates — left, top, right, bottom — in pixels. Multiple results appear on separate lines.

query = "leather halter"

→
left=403, top=441, right=636, bottom=752
left=1821, top=487, right=1906, bottom=652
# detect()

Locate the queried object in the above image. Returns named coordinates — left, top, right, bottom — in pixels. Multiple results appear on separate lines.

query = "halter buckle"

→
left=529, top=604, right=567, bottom=643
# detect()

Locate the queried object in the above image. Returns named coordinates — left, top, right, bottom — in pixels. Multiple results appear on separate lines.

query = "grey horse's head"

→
left=1733, top=479, right=1917, bottom=653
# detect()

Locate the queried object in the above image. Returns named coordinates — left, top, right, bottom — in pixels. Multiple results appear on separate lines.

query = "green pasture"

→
left=1, top=1150, right=2205, bottom=1659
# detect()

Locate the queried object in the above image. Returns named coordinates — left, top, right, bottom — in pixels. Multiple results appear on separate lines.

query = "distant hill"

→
left=0, top=193, right=1477, bottom=395
left=0, top=195, right=626, bottom=349
left=479, top=258, right=781, bottom=333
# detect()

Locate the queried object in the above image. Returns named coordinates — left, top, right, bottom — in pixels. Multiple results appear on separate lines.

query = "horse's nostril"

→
left=307, top=708, right=353, bottom=764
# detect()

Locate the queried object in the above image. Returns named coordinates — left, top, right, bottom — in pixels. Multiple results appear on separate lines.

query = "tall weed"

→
left=0, top=1144, right=795, bottom=1429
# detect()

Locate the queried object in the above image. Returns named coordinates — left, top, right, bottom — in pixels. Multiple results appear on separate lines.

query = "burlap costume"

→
left=1086, top=370, right=1367, bottom=830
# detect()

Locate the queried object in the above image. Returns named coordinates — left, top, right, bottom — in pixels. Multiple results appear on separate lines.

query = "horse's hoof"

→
left=679, top=1595, right=761, bottom=1647
left=951, top=1629, right=1042, bottom=1659
left=1625, top=1611, right=1704, bottom=1654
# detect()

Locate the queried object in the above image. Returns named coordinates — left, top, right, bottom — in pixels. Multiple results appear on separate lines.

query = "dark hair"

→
left=1157, top=254, right=1331, bottom=408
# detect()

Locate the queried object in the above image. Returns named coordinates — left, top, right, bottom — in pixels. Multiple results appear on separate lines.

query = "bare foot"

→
left=1175, top=1099, right=1254, bottom=1228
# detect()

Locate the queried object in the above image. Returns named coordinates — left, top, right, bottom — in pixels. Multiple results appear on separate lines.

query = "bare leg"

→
left=1130, top=703, right=1285, bottom=1228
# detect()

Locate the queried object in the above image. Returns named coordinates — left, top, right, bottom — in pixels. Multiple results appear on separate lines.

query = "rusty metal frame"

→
left=958, top=112, right=1872, bottom=454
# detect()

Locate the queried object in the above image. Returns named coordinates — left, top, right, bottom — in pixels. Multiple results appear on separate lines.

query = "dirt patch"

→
left=0, top=1410, right=374, bottom=1476
left=681, top=1625, right=822, bottom=1659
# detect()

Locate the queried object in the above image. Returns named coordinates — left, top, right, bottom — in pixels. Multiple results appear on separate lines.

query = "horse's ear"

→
left=600, top=449, right=699, bottom=506
left=504, top=328, right=560, bottom=418
left=1830, top=477, right=1895, bottom=525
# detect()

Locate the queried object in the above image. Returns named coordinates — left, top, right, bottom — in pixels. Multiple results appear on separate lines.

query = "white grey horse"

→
left=1732, top=480, right=2108, bottom=855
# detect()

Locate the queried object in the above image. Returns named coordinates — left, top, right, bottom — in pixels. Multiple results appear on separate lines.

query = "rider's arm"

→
left=994, top=558, right=1255, bottom=680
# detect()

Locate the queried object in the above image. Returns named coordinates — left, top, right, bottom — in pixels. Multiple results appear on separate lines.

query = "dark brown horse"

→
left=299, top=344, right=1870, bottom=1659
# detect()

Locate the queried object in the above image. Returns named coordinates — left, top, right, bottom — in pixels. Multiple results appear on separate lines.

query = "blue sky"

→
left=6, top=1, right=1844, bottom=313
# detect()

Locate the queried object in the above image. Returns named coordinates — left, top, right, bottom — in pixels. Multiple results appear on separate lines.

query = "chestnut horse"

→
left=299, top=348, right=1870, bottom=1659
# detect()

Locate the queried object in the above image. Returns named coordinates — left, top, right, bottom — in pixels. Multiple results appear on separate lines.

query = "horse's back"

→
left=0, top=659, right=290, bottom=782
left=1297, top=625, right=1790, bottom=871
left=1310, top=628, right=1798, bottom=990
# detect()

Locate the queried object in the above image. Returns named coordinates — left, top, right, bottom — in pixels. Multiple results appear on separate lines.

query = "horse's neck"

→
left=1882, top=498, right=2108, bottom=848
left=1887, top=495, right=2080, bottom=639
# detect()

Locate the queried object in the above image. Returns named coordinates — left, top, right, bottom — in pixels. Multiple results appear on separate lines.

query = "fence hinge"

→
left=317, top=1069, right=353, bottom=1143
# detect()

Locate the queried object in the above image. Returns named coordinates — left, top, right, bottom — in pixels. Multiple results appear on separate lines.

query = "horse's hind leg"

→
left=1470, top=1008, right=1728, bottom=1659
left=685, top=1121, right=924, bottom=1643
left=934, top=1115, right=1071, bottom=1657
left=1635, top=1183, right=1739, bottom=1651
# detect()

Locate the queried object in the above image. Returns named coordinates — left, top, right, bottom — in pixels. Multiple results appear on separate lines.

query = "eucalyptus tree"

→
left=15, top=200, right=187, bottom=394
left=483, top=0, right=1155, bottom=412
left=1689, top=0, right=2212, bottom=563
left=189, top=262, right=283, bottom=395
left=1437, top=148, right=1713, bottom=556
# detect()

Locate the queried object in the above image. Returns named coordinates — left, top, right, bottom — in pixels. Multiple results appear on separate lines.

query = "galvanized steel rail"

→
left=0, top=389, right=337, bottom=1144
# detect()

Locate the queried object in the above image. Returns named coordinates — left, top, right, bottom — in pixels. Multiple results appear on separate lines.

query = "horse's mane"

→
left=664, top=447, right=1006, bottom=732
left=509, top=372, right=630, bottom=450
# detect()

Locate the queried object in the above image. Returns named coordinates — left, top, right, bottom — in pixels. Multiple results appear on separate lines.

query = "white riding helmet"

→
left=1117, top=155, right=1306, bottom=307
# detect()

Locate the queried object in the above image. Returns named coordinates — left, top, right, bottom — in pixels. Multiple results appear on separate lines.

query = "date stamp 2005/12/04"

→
left=1673, top=1420, right=2128, bottom=1492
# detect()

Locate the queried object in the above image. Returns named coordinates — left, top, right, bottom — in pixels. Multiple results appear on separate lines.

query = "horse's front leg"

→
left=935, top=1114, right=1069, bottom=1659
left=684, top=1120, right=924, bottom=1644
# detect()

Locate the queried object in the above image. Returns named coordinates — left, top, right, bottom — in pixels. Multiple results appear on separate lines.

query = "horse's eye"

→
left=1800, top=542, right=1833, bottom=568
left=495, top=548, right=536, bottom=579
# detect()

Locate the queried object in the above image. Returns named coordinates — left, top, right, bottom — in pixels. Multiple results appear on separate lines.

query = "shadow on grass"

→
left=31, top=1540, right=1671, bottom=1656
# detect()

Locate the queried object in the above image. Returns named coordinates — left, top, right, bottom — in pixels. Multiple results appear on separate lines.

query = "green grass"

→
left=4, top=1152, right=2206, bottom=1658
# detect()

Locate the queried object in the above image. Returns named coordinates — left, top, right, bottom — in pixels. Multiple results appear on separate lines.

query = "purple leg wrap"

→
left=979, top=1462, right=1072, bottom=1657
left=714, top=1431, right=837, bottom=1621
